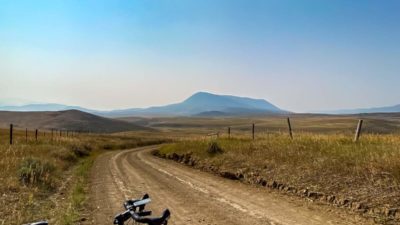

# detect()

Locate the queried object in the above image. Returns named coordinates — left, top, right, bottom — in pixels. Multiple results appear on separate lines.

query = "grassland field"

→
left=1, top=113, right=400, bottom=224
left=152, top=114, right=400, bottom=224
left=0, top=128, right=170, bottom=225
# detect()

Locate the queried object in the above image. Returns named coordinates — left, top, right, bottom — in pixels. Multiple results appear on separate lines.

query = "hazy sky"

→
left=1, top=0, right=399, bottom=112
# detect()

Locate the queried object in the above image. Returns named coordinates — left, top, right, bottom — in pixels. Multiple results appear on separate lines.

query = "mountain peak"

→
left=0, top=92, right=286, bottom=117
left=179, top=92, right=283, bottom=115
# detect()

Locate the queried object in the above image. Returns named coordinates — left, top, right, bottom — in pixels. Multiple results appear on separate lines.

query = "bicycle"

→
left=26, top=194, right=170, bottom=225
left=114, top=193, right=170, bottom=225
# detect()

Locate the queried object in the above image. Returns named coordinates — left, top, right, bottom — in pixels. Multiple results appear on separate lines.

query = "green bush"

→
left=18, top=158, right=56, bottom=187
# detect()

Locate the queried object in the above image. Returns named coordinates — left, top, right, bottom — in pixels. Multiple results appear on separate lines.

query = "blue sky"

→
left=0, top=0, right=399, bottom=112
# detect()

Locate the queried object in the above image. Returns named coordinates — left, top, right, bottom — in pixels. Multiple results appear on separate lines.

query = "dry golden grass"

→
left=159, top=133, right=400, bottom=220
left=121, top=113, right=400, bottom=135
left=0, top=128, right=169, bottom=225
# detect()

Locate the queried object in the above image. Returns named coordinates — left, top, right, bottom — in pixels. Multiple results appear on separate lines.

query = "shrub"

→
left=72, top=145, right=91, bottom=157
left=18, top=158, right=56, bottom=187
left=207, top=141, right=223, bottom=155
left=53, top=148, right=77, bottom=163
left=102, top=144, right=114, bottom=150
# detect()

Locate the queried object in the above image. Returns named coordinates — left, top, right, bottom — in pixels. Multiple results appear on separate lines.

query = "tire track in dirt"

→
left=90, top=146, right=373, bottom=225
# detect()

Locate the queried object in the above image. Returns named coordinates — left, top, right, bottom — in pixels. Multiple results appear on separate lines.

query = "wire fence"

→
left=2, top=124, right=90, bottom=145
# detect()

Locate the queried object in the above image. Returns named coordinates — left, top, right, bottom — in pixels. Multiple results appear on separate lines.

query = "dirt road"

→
left=89, top=146, right=372, bottom=225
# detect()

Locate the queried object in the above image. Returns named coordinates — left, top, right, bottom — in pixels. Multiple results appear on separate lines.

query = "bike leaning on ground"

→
left=26, top=194, right=170, bottom=225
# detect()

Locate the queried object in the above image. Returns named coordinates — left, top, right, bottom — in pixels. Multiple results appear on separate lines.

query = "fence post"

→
left=26, top=128, right=28, bottom=143
left=354, top=119, right=363, bottom=142
left=35, top=129, right=38, bottom=141
left=252, top=123, right=255, bottom=140
left=228, top=127, right=231, bottom=139
left=287, top=117, right=293, bottom=139
left=60, top=130, right=62, bottom=137
left=9, top=124, right=13, bottom=145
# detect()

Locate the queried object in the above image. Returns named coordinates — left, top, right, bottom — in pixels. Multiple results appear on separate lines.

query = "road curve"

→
left=89, top=146, right=371, bottom=225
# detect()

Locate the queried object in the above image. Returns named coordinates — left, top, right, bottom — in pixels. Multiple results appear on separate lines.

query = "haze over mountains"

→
left=320, top=104, right=400, bottom=115
left=0, top=92, right=286, bottom=117
left=1, top=92, right=399, bottom=116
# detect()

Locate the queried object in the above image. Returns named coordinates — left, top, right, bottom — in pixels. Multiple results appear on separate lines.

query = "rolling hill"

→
left=0, top=110, right=149, bottom=133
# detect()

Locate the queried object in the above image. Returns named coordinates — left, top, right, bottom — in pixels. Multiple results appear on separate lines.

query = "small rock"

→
left=255, top=177, right=267, bottom=186
left=326, top=195, right=335, bottom=203
left=300, top=189, right=309, bottom=196
left=307, top=192, right=323, bottom=199
left=267, top=181, right=277, bottom=188
left=235, top=172, right=244, bottom=179
left=351, top=202, right=368, bottom=211
left=220, top=171, right=238, bottom=180
left=335, top=197, right=350, bottom=206
left=384, top=207, right=398, bottom=217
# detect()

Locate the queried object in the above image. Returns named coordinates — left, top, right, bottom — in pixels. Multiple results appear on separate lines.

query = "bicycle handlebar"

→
left=124, top=193, right=150, bottom=211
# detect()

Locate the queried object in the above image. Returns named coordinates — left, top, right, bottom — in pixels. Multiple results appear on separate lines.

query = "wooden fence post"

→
left=35, top=129, right=38, bottom=141
left=252, top=123, right=255, bottom=140
left=60, top=130, right=62, bottom=137
left=9, top=124, right=13, bottom=145
left=228, top=127, right=231, bottom=139
left=26, top=128, right=28, bottom=143
left=354, top=119, right=363, bottom=142
left=287, top=117, right=293, bottom=139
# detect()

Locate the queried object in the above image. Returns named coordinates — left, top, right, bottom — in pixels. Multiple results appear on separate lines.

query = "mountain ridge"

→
left=0, top=110, right=149, bottom=133
left=318, top=104, right=400, bottom=114
left=0, top=92, right=286, bottom=117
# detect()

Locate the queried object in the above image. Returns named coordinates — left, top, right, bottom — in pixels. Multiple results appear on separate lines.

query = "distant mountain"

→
left=0, top=110, right=149, bottom=133
left=193, top=111, right=231, bottom=117
left=0, top=103, right=96, bottom=113
left=106, top=92, right=286, bottom=117
left=0, top=92, right=286, bottom=117
left=321, top=104, right=400, bottom=114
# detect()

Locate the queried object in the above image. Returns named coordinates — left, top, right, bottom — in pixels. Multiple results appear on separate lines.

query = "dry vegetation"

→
left=2, top=113, right=400, bottom=224
left=0, top=128, right=169, bottom=225
left=156, top=115, right=400, bottom=224
left=122, top=113, right=400, bottom=135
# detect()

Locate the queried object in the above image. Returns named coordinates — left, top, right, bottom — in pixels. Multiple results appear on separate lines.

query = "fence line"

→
left=1, top=117, right=369, bottom=145
left=4, top=125, right=86, bottom=145
left=207, top=117, right=365, bottom=141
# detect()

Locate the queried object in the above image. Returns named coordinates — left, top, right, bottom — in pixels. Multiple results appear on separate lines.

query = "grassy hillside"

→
left=150, top=114, right=400, bottom=224
left=0, top=110, right=150, bottom=133
left=0, top=128, right=168, bottom=225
